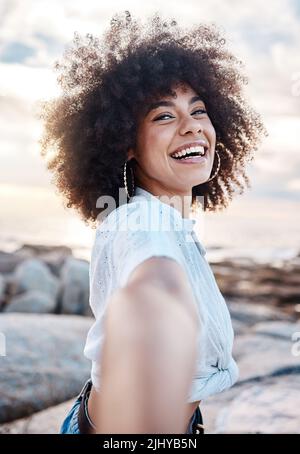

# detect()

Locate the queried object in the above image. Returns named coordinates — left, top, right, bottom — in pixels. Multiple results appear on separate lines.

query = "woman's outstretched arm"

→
left=89, top=257, right=200, bottom=434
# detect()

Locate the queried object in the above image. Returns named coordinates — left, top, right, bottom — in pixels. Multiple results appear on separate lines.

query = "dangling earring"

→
left=123, top=159, right=135, bottom=199
left=206, top=150, right=220, bottom=182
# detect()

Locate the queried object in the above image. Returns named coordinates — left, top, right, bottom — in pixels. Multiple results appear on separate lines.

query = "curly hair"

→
left=38, top=10, right=267, bottom=227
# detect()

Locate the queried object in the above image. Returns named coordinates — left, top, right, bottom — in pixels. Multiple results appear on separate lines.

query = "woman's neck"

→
left=135, top=184, right=192, bottom=220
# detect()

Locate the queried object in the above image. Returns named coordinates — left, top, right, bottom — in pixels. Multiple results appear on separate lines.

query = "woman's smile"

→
left=169, top=145, right=210, bottom=165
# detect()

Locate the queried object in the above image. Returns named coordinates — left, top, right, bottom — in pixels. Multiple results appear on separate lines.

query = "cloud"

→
left=0, top=0, right=299, bottom=202
left=287, top=179, right=300, bottom=191
left=0, top=62, right=59, bottom=100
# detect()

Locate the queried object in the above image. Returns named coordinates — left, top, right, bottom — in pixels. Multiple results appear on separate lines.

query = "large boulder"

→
left=15, top=244, right=73, bottom=278
left=227, top=299, right=294, bottom=327
left=251, top=321, right=300, bottom=341
left=0, top=398, right=75, bottom=434
left=59, top=257, right=90, bottom=316
left=4, top=290, right=56, bottom=314
left=12, top=258, right=60, bottom=300
left=212, top=374, right=300, bottom=434
left=212, top=257, right=300, bottom=309
left=0, top=313, right=93, bottom=423
left=2, top=373, right=300, bottom=434
left=233, top=333, right=300, bottom=382
left=0, top=251, right=26, bottom=274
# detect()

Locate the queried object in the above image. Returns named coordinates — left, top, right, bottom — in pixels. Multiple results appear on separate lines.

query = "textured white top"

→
left=83, top=186, right=239, bottom=403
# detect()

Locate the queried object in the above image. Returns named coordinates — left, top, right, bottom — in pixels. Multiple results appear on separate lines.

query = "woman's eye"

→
left=154, top=109, right=207, bottom=121
left=193, top=109, right=207, bottom=115
left=153, top=113, right=174, bottom=121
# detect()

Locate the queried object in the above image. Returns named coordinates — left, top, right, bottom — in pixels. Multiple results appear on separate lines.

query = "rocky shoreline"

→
left=0, top=244, right=299, bottom=433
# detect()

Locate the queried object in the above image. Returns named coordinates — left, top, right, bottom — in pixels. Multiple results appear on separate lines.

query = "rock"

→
left=251, top=321, right=300, bottom=341
left=227, top=299, right=293, bottom=326
left=0, top=398, right=75, bottom=434
left=213, top=375, right=300, bottom=433
left=4, top=374, right=300, bottom=434
left=0, top=273, right=16, bottom=309
left=212, top=259, right=300, bottom=307
left=0, top=251, right=25, bottom=274
left=1, top=324, right=299, bottom=433
left=60, top=257, right=90, bottom=316
left=0, top=274, right=6, bottom=303
left=255, top=284, right=300, bottom=303
left=231, top=318, right=250, bottom=336
left=15, top=244, right=73, bottom=278
left=4, top=290, right=56, bottom=314
left=0, top=313, right=93, bottom=423
left=233, top=333, right=300, bottom=382
left=12, top=258, right=60, bottom=300
left=16, top=244, right=72, bottom=257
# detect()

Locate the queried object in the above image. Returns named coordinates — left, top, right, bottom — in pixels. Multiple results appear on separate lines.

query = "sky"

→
left=0, top=0, right=299, bottom=257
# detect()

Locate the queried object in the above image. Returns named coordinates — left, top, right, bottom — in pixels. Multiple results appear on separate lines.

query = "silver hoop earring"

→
left=123, top=160, right=135, bottom=199
left=206, top=150, right=220, bottom=182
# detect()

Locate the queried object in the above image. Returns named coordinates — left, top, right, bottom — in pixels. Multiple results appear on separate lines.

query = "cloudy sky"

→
left=0, top=0, right=299, bottom=255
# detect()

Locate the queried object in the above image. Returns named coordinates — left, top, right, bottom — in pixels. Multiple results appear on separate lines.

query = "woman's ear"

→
left=127, top=148, right=135, bottom=160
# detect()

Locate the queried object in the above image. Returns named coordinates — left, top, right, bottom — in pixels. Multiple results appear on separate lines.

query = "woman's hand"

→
left=89, top=257, right=200, bottom=434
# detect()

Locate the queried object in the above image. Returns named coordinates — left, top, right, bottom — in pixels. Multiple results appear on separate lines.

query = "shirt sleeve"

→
left=112, top=227, right=186, bottom=289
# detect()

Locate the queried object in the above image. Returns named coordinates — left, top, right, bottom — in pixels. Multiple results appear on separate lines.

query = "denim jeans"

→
left=60, top=379, right=204, bottom=435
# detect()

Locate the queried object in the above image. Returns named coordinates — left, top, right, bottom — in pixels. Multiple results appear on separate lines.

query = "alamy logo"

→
left=95, top=188, right=205, bottom=237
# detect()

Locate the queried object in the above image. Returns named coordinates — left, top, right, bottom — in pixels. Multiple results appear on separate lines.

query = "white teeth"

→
left=171, top=145, right=205, bottom=159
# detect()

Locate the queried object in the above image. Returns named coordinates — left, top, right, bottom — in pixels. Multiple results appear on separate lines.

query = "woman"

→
left=39, top=11, right=266, bottom=434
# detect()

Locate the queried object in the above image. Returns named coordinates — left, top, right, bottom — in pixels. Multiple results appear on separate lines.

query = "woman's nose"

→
left=178, top=116, right=204, bottom=135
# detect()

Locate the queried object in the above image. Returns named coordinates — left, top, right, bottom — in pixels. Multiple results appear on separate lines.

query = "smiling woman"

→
left=38, top=10, right=267, bottom=435
left=38, top=10, right=267, bottom=224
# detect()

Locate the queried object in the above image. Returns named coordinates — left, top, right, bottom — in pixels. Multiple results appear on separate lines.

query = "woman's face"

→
left=127, top=82, right=216, bottom=197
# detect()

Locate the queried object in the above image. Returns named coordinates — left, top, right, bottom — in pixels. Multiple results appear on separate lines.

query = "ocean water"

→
left=0, top=184, right=299, bottom=264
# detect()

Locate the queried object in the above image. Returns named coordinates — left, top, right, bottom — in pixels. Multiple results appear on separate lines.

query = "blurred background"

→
left=0, top=0, right=299, bottom=261
left=0, top=0, right=299, bottom=435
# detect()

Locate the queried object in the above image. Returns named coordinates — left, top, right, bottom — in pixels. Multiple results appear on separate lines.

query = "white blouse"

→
left=83, top=185, right=239, bottom=403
